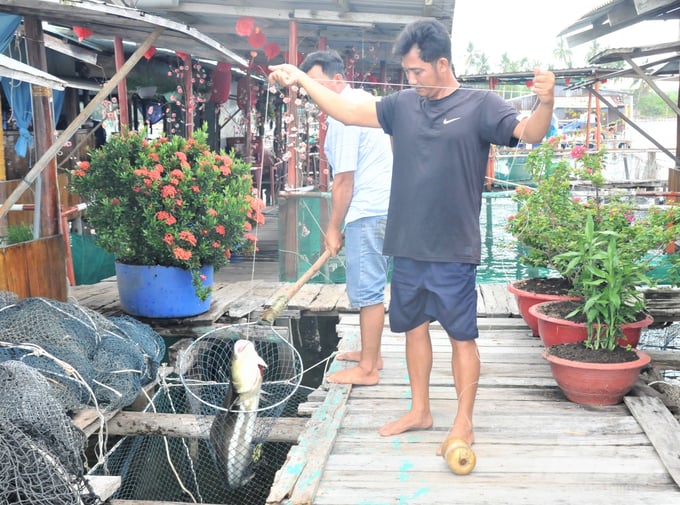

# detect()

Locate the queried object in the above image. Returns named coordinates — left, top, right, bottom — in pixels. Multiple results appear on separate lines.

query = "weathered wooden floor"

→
left=69, top=279, right=521, bottom=335
left=71, top=280, right=680, bottom=504
left=267, top=314, right=680, bottom=505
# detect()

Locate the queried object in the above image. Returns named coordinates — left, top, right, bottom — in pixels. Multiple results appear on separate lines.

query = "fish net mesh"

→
left=0, top=291, right=166, bottom=505
left=89, top=322, right=304, bottom=505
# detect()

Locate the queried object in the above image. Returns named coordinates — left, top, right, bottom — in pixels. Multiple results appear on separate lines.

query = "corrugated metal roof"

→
left=558, top=0, right=680, bottom=48
left=0, top=1, right=455, bottom=80
left=124, top=0, right=456, bottom=77
left=0, top=53, right=66, bottom=89
left=0, top=0, right=249, bottom=65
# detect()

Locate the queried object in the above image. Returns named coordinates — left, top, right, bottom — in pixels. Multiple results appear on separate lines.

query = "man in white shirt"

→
left=300, top=50, right=392, bottom=385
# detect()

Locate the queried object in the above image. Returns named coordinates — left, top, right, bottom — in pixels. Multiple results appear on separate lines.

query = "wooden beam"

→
left=84, top=476, right=121, bottom=502
left=104, top=411, right=308, bottom=443
left=624, top=396, right=680, bottom=487
left=43, top=33, right=98, bottom=65
left=24, top=16, right=60, bottom=237
left=110, top=501, right=224, bottom=505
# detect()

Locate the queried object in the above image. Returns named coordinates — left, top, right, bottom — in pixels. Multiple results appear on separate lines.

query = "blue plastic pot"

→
left=115, top=263, right=213, bottom=318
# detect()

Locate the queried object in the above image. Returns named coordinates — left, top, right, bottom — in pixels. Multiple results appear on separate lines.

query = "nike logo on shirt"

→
left=443, top=117, right=461, bottom=125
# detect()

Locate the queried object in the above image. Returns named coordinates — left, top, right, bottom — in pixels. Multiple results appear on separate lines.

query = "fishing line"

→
left=141, top=379, right=201, bottom=503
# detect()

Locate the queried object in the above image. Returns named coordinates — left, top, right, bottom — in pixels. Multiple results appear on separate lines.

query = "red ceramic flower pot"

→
left=529, top=301, right=653, bottom=348
left=543, top=348, right=652, bottom=406
left=507, top=279, right=579, bottom=337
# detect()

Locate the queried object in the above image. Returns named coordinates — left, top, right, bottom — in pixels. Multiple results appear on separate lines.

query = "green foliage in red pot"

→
left=70, top=124, right=265, bottom=300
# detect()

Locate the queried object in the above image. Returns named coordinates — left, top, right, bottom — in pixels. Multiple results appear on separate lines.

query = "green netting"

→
left=278, top=192, right=346, bottom=283
left=70, top=233, right=116, bottom=285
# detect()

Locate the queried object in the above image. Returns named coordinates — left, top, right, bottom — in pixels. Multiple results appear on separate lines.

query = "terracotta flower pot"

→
left=529, top=300, right=653, bottom=348
left=543, top=348, right=652, bottom=406
left=507, top=279, right=579, bottom=337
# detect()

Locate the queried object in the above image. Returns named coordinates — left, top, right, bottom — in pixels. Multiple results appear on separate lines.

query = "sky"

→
left=451, top=0, right=680, bottom=72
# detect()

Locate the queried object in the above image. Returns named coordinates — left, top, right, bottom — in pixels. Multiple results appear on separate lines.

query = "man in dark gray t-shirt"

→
left=269, top=19, right=555, bottom=471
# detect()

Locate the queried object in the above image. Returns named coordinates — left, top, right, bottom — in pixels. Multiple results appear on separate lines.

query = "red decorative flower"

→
left=247, top=29, right=267, bottom=49
left=235, top=17, right=255, bottom=37
left=264, top=42, right=280, bottom=60
left=72, top=26, right=93, bottom=42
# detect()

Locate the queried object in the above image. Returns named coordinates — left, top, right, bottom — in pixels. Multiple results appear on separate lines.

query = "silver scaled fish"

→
left=210, top=339, right=268, bottom=489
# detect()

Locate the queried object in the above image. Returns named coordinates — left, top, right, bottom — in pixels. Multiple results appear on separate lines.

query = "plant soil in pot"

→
left=530, top=300, right=653, bottom=348
left=543, top=344, right=651, bottom=406
left=507, top=278, right=579, bottom=337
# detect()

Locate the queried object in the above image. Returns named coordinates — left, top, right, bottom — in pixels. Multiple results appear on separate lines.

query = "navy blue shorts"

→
left=388, top=258, right=478, bottom=341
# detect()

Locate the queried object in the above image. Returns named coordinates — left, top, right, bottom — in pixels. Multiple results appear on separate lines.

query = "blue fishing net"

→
left=0, top=291, right=166, bottom=504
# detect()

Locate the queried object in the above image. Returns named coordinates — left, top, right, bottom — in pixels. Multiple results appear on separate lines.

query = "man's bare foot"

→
left=326, top=366, right=379, bottom=385
left=378, top=411, right=433, bottom=436
left=336, top=351, right=383, bottom=370
left=436, top=426, right=475, bottom=456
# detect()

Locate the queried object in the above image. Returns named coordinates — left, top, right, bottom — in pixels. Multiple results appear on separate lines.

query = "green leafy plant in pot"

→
left=533, top=145, right=680, bottom=405
left=505, top=137, right=589, bottom=334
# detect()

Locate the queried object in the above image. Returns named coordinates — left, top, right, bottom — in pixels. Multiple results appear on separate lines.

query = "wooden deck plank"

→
left=66, top=279, right=679, bottom=504
left=307, top=284, right=346, bottom=312
left=625, top=396, right=680, bottom=487
left=268, top=311, right=680, bottom=504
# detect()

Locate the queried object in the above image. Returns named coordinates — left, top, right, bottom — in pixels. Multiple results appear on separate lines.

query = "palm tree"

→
left=475, top=53, right=491, bottom=75
left=553, top=37, right=573, bottom=68
left=464, top=41, right=477, bottom=74
left=585, top=40, right=602, bottom=64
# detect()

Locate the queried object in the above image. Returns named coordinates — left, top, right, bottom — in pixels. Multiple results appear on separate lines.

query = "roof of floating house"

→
left=557, top=0, right=680, bottom=47
left=0, top=0, right=456, bottom=83
left=0, top=53, right=66, bottom=89
left=0, top=0, right=249, bottom=66
left=122, top=0, right=455, bottom=74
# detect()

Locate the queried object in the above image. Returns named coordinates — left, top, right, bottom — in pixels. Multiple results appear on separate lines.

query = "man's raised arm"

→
left=268, top=63, right=381, bottom=128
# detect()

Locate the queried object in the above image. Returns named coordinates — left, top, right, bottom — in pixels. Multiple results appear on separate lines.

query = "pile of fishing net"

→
left=89, top=323, right=304, bottom=505
left=0, top=290, right=166, bottom=505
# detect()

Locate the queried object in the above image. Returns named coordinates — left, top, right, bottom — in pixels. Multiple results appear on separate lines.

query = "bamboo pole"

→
left=0, top=27, right=163, bottom=220
left=102, top=411, right=307, bottom=442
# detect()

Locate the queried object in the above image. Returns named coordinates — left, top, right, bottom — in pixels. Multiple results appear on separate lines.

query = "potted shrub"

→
left=70, top=125, right=265, bottom=318
left=514, top=143, right=680, bottom=405
left=506, top=138, right=588, bottom=334
left=507, top=138, right=680, bottom=339
left=541, top=216, right=655, bottom=405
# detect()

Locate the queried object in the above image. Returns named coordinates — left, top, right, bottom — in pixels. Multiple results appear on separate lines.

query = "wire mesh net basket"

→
left=178, top=322, right=303, bottom=495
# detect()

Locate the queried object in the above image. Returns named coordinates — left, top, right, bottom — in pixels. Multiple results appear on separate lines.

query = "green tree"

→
left=553, top=37, right=572, bottom=68
left=464, top=41, right=478, bottom=74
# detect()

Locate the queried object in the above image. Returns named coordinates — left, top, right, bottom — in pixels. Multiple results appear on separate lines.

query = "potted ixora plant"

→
left=70, top=124, right=265, bottom=318
left=508, top=138, right=680, bottom=405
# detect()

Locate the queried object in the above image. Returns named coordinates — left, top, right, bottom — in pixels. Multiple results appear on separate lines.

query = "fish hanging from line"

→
left=210, top=339, right=268, bottom=489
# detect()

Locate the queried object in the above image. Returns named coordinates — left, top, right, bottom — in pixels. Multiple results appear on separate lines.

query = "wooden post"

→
left=114, top=36, right=130, bottom=129
left=669, top=77, right=680, bottom=198
left=24, top=16, right=60, bottom=237
left=287, top=19, right=298, bottom=189
left=317, top=36, right=328, bottom=192
left=182, top=52, right=193, bottom=137
left=0, top=99, right=5, bottom=182
left=282, top=20, right=300, bottom=281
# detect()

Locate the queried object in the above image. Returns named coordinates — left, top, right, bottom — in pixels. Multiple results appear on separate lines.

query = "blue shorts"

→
left=389, top=258, right=478, bottom=341
left=344, top=215, right=390, bottom=308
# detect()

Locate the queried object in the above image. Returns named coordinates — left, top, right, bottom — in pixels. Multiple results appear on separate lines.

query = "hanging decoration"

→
left=247, top=28, right=267, bottom=49
left=525, top=79, right=534, bottom=88
left=236, top=76, right=258, bottom=113
left=210, top=62, right=232, bottom=104
left=263, top=42, right=280, bottom=60
left=144, top=46, right=156, bottom=60
left=235, top=16, right=256, bottom=37
left=72, top=26, right=93, bottom=42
